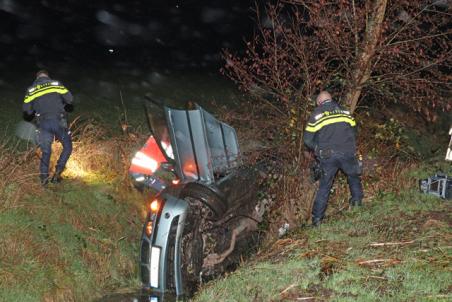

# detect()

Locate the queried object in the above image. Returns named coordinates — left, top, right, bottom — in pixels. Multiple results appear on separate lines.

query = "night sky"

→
left=0, top=0, right=256, bottom=72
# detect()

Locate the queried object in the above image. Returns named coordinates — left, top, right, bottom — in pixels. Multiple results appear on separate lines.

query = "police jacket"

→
left=23, top=76, right=73, bottom=121
left=303, top=100, right=357, bottom=155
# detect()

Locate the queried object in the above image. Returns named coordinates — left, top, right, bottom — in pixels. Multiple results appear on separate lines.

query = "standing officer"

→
left=23, top=70, right=74, bottom=185
left=303, top=91, right=363, bottom=226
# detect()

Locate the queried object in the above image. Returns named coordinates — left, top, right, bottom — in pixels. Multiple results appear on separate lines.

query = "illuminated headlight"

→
left=150, top=199, right=160, bottom=213
left=150, top=246, right=161, bottom=288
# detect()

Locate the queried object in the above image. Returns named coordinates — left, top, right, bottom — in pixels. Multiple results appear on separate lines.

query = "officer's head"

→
left=316, top=91, right=332, bottom=106
left=36, top=70, right=49, bottom=79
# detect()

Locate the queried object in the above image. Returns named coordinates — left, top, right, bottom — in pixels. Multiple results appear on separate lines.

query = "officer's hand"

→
left=22, top=111, right=35, bottom=122
left=64, top=104, right=74, bottom=112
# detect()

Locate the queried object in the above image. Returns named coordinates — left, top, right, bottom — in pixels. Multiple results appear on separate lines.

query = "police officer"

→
left=303, top=91, right=363, bottom=226
left=23, top=70, right=74, bottom=185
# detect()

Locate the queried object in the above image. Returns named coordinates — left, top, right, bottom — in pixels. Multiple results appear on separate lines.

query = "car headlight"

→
left=150, top=199, right=160, bottom=213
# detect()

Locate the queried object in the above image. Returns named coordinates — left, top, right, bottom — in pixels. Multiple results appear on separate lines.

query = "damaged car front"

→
left=129, top=101, right=264, bottom=297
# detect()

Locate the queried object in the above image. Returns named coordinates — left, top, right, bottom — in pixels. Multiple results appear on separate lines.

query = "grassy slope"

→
left=0, top=179, right=145, bottom=302
left=193, top=168, right=452, bottom=302
left=0, top=74, right=147, bottom=301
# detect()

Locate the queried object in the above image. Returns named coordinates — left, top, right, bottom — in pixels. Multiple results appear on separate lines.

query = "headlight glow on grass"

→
left=65, top=157, right=89, bottom=178
left=50, top=144, right=90, bottom=179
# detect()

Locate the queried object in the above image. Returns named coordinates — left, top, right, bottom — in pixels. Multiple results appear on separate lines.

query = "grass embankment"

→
left=194, top=166, right=452, bottom=301
left=0, top=181, right=143, bottom=301
left=0, top=121, right=146, bottom=301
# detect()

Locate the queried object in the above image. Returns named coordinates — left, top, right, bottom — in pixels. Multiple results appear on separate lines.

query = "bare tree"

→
left=223, top=0, right=451, bottom=235
left=223, top=0, right=451, bottom=130
left=346, top=0, right=388, bottom=113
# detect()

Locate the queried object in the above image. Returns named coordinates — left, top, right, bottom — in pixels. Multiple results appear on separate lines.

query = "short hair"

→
left=36, top=70, right=49, bottom=78
left=316, top=91, right=332, bottom=105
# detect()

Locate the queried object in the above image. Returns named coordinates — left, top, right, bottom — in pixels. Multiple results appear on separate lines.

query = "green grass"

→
left=0, top=180, right=144, bottom=302
left=193, top=173, right=452, bottom=302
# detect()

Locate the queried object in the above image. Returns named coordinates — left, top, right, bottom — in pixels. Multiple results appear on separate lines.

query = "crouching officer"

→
left=22, top=70, right=74, bottom=185
left=303, top=91, right=363, bottom=226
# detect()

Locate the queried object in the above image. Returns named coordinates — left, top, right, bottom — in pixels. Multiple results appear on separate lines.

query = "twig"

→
left=426, top=294, right=451, bottom=299
left=275, top=238, right=295, bottom=246
left=280, top=283, right=297, bottom=295
left=119, top=89, right=129, bottom=131
left=366, top=275, right=388, bottom=281
left=385, top=3, right=432, bottom=46
left=358, top=259, right=387, bottom=265
left=369, top=240, right=415, bottom=247
left=386, top=30, right=452, bottom=47
left=358, top=258, right=401, bottom=265
left=297, top=297, right=315, bottom=301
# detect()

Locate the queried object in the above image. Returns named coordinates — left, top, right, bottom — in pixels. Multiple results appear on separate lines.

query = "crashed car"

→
left=129, top=101, right=263, bottom=296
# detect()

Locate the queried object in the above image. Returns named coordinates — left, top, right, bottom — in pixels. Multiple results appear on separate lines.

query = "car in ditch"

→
left=129, top=100, right=264, bottom=297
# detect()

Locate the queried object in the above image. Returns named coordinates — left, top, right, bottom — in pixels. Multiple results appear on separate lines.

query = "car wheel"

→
left=180, top=183, right=226, bottom=219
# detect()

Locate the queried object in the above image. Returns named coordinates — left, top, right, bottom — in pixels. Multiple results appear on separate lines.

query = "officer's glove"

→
left=309, top=160, right=322, bottom=183
left=22, top=111, right=35, bottom=122
left=64, top=104, right=74, bottom=112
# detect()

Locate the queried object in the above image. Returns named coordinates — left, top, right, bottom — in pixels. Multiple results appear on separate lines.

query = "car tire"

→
left=180, top=183, right=227, bottom=219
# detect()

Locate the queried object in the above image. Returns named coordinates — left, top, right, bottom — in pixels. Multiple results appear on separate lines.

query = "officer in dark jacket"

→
left=303, top=91, right=363, bottom=226
left=23, top=70, right=74, bottom=185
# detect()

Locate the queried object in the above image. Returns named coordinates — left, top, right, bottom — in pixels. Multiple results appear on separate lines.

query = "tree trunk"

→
left=346, top=0, right=388, bottom=113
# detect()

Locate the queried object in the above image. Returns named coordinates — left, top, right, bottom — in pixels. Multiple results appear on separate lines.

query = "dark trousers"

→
left=312, top=152, right=363, bottom=222
left=38, top=119, right=72, bottom=182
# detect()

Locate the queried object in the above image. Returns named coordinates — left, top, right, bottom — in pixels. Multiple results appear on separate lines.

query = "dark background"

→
left=0, top=0, right=261, bottom=129
left=0, top=0, right=256, bottom=72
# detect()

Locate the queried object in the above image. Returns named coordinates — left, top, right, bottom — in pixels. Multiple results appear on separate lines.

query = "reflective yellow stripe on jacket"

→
left=24, top=85, right=69, bottom=103
left=305, top=114, right=356, bottom=133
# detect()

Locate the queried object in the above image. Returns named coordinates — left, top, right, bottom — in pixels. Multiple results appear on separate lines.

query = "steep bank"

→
left=193, top=164, right=452, bottom=301
left=0, top=180, right=143, bottom=301
left=0, top=119, right=148, bottom=301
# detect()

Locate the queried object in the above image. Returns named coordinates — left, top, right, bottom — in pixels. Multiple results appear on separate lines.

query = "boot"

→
left=312, top=217, right=322, bottom=227
left=349, top=199, right=362, bottom=207
left=40, top=177, right=49, bottom=186
left=50, top=171, right=63, bottom=184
